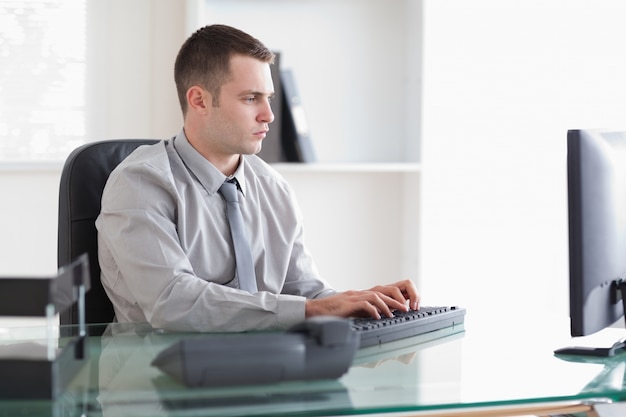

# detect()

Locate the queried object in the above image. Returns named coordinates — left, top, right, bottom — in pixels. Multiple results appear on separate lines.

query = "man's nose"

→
left=259, top=100, right=274, bottom=124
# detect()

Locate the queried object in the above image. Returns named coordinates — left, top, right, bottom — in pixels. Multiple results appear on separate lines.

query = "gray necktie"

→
left=219, top=179, right=258, bottom=293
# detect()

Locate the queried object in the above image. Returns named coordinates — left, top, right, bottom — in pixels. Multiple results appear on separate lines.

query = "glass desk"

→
left=1, top=311, right=625, bottom=417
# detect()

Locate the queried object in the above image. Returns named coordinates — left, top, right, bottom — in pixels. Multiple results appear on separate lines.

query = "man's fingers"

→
left=370, top=280, right=420, bottom=311
left=305, top=284, right=420, bottom=320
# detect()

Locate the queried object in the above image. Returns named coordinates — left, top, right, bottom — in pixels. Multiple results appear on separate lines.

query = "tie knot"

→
left=219, top=180, right=239, bottom=203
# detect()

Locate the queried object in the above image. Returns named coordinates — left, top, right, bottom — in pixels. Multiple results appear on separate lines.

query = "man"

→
left=96, top=24, right=419, bottom=332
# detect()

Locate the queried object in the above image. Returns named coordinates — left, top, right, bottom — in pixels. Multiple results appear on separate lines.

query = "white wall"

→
left=280, top=165, right=420, bottom=291
left=0, top=166, right=61, bottom=276
left=86, top=0, right=185, bottom=141
left=420, top=0, right=626, bottom=327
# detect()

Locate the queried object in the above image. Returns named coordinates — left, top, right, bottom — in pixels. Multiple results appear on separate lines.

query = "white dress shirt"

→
left=96, top=130, right=335, bottom=332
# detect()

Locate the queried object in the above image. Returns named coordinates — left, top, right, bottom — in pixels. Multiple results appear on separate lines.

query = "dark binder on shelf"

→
left=256, top=52, right=284, bottom=163
left=280, top=68, right=316, bottom=163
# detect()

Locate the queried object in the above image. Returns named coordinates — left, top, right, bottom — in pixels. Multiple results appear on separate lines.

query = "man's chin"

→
left=250, top=141, right=263, bottom=155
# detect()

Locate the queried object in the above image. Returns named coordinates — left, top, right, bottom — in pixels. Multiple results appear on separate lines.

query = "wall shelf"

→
left=273, top=162, right=421, bottom=174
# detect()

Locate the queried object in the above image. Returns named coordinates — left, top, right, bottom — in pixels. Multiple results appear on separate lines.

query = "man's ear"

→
left=186, top=86, right=211, bottom=114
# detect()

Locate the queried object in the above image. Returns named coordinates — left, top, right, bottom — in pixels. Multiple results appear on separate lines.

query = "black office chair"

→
left=57, top=139, right=160, bottom=326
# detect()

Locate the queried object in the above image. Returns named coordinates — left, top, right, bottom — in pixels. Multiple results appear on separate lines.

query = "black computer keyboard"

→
left=351, top=306, right=466, bottom=348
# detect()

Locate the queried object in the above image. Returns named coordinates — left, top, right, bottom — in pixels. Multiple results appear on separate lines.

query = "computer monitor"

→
left=557, top=129, right=626, bottom=357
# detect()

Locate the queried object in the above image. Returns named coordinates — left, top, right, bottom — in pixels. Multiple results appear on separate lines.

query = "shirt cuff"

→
left=277, top=294, right=306, bottom=327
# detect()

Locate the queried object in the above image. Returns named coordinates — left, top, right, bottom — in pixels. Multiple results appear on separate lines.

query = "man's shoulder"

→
left=110, top=139, right=173, bottom=175
left=105, top=140, right=174, bottom=189
left=120, top=140, right=168, bottom=166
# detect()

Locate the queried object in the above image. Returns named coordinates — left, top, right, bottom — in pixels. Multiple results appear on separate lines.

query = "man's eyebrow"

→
left=239, top=90, right=275, bottom=97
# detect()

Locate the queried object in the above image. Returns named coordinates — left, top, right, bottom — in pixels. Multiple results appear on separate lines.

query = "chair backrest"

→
left=57, top=139, right=159, bottom=325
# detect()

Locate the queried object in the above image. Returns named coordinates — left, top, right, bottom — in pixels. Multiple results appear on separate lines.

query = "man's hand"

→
left=305, top=279, right=420, bottom=320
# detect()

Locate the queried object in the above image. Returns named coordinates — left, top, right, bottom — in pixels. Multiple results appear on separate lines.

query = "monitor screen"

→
left=567, top=129, right=626, bottom=339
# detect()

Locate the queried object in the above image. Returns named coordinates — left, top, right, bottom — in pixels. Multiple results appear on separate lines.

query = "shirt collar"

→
left=227, top=160, right=248, bottom=197
left=173, top=129, right=248, bottom=197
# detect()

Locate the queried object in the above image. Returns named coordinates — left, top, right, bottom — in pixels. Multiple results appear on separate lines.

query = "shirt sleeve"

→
left=96, top=151, right=307, bottom=332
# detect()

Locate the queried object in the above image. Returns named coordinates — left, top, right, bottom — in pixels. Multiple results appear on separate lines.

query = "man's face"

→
left=204, top=55, right=275, bottom=157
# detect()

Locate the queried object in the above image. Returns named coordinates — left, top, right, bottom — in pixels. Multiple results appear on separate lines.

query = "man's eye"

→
left=244, top=97, right=256, bottom=103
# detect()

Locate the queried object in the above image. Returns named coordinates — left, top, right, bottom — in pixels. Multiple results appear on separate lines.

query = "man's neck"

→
left=183, top=128, right=241, bottom=176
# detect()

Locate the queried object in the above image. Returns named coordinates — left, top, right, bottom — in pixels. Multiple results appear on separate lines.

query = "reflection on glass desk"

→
left=1, top=316, right=626, bottom=416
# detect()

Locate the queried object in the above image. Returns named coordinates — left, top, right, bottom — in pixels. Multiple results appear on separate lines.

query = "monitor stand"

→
left=554, top=339, right=626, bottom=357
left=555, top=351, right=626, bottom=397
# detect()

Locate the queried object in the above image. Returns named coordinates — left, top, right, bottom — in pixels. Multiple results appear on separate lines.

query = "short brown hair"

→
left=174, top=24, right=275, bottom=114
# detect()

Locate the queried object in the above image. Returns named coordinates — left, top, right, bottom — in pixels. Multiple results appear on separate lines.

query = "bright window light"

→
left=0, top=0, right=86, bottom=162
